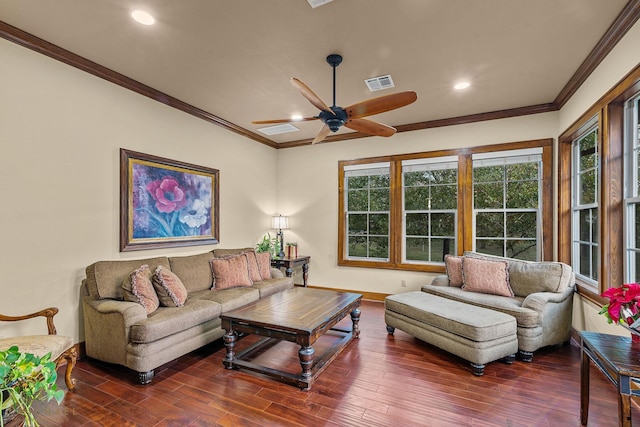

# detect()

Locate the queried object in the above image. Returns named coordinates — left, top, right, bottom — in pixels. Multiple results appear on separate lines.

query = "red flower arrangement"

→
left=599, top=283, right=640, bottom=326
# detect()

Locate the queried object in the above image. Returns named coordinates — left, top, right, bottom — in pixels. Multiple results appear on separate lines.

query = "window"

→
left=344, top=163, right=391, bottom=261
left=626, top=94, right=640, bottom=283
left=338, top=139, right=553, bottom=272
left=558, top=62, right=640, bottom=297
left=402, top=157, right=458, bottom=264
left=571, top=120, right=599, bottom=287
left=473, top=149, right=543, bottom=261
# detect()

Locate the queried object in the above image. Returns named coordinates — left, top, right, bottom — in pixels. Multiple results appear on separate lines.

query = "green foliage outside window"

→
left=473, top=161, right=540, bottom=261
left=346, top=172, right=390, bottom=260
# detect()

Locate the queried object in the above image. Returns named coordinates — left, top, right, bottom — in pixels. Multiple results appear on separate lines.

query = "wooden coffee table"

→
left=221, top=287, right=362, bottom=390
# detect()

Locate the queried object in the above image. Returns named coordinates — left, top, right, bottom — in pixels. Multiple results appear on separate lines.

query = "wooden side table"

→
left=580, top=331, right=640, bottom=426
left=271, top=256, right=310, bottom=287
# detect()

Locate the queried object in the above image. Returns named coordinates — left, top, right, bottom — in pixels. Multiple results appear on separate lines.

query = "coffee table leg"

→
left=223, top=329, right=237, bottom=369
left=299, top=345, right=315, bottom=379
left=351, top=307, right=361, bottom=338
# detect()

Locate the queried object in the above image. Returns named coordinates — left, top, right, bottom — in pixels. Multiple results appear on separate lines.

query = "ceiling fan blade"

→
left=346, top=91, right=417, bottom=119
left=252, top=117, right=318, bottom=125
left=291, top=78, right=332, bottom=112
left=345, top=118, right=397, bottom=137
left=312, top=124, right=332, bottom=144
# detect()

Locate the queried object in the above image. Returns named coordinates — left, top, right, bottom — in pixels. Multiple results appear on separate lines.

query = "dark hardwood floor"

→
left=28, top=300, right=636, bottom=426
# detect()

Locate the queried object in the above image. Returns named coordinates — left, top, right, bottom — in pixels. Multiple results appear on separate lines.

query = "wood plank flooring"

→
left=28, top=300, right=638, bottom=426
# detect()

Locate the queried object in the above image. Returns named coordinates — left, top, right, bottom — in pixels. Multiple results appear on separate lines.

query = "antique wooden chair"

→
left=0, top=307, right=76, bottom=390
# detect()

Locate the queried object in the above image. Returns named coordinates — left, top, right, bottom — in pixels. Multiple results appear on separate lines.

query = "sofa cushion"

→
left=153, top=266, right=188, bottom=307
left=464, top=251, right=573, bottom=297
left=189, top=287, right=260, bottom=312
left=210, top=255, right=253, bottom=290
left=251, top=277, right=295, bottom=298
left=462, top=257, right=513, bottom=297
left=385, top=292, right=516, bottom=342
left=129, top=299, right=222, bottom=344
left=256, top=252, right=272, bottom=279
left=444, top=255, right=463, bottom=287
left=168, top=252, right=214, bottom=293
left=421, top=284, right=540, bottom=328
left=122, top=265, right=159, bottom=315
left=85, top=257, right=171, bottom=300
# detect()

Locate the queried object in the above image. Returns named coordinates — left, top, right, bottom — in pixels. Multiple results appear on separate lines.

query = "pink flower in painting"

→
left=146, top=177, right=187, bottom=213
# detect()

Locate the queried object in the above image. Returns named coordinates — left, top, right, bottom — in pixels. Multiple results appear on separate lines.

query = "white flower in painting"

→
left=179, top=199, right=208, bottom=228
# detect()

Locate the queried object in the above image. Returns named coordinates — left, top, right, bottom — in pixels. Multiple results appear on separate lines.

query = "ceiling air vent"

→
left=257, top=123, right=300, bottom=136
left=307, top=0, right=334, bottom=8
left=365, top=74, right=395, bottom=92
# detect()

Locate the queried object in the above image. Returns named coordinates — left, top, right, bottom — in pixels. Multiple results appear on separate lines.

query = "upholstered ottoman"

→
left=385, top=291, right=518, bottom=375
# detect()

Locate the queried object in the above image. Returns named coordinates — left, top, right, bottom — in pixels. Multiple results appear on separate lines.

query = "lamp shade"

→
left=271, top=215, right=289, bottom=230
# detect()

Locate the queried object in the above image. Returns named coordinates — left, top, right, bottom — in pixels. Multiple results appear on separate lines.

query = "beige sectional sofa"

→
left=81, top=248, right=293, bottom=384
left=421, top=251, right=575, bottom=362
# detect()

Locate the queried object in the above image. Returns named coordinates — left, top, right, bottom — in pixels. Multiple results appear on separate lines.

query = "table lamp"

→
left=271, top=215, right=289, bottom=258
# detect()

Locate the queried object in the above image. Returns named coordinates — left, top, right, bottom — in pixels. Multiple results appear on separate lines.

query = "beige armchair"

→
left=0, top=307, right=76, bottom=390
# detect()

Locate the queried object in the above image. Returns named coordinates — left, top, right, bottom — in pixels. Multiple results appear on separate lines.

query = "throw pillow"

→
left=255, top=251, right=272, bottom=280
left=122, top=265, right=159, bottom=314
left=152, top=266, right=188, bottom=307
left=210, top=254, right=253, bottom=290
left=243, top=251, right=263, bottom=282
left=461, top=257, right=514, bottom=297
left=444, top=254, right=463, bottom=287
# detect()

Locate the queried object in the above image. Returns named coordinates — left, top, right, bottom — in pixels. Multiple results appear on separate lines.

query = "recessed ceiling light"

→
left=291, top=114, right=303, bottom=121
left=454, top=81, right=470, bottom=90
left=131, top=10, right=155, bottom=26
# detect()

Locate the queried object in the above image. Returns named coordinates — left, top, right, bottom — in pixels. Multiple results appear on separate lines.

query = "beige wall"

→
left=3, top=18, right=640, bottom=344
left=0, top=38, right=279, bottom=342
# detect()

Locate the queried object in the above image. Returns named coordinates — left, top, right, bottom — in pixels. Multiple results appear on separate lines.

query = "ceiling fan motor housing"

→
left=320, top=108, right=347, bottom=132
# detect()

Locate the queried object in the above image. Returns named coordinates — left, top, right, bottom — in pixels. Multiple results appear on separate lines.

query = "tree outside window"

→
left=345, top=165, right=390, bottom=261
left=473, top=151, right=542, bottom=261
left=403, top=159, right=458, bottom=263
left=338, top=139, right=552, bottom=272
left=572, top=122, right=599, bottom=286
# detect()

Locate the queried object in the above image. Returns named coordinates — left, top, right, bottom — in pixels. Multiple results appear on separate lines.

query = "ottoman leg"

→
left=504, top=354, right=516, bottom=364
left=386, top=325, right=395, bottom=335
left=470, top=363, right=485, bottom=376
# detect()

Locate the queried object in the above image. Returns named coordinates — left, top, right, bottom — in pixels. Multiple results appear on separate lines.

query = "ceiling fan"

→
left=252, top=54, right=418, bottom=144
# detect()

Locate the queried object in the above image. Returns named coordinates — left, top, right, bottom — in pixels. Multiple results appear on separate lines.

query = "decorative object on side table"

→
left=1, top=346, right=65, bottom=427
left=599, top=283, right=640, bottom=343
left=286, top=242, right=298, bottom=259
left=271, top=215, right=289, bottom=258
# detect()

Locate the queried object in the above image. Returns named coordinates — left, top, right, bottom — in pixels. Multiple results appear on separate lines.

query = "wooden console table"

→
left=271, top=256, right=310, bottom=287
left=580, top=331, right=640, bottom=426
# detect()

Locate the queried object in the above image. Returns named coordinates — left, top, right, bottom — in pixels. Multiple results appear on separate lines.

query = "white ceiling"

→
left=0, top=0, right=632, bottom=146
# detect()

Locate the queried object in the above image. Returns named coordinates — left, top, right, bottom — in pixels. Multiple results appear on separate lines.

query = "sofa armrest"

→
left=270, top=267, right=284, bottom=278
left=82, top=296, right=147, bottom=364
left=521, top=286, right=575, bottom=312
left=429, top=275, right=450, bottom=287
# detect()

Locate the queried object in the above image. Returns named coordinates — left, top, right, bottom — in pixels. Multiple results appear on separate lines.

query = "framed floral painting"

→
left=120, top=149, right=219, bottom=251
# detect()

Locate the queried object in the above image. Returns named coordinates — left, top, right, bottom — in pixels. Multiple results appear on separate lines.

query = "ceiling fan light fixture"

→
left=131, top=10, right=155, bottom=26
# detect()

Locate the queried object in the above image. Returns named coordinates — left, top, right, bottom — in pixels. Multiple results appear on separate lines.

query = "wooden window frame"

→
left=558, top=63, right=640, bottom=302
left=338, top=138, right=553, bottom=273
